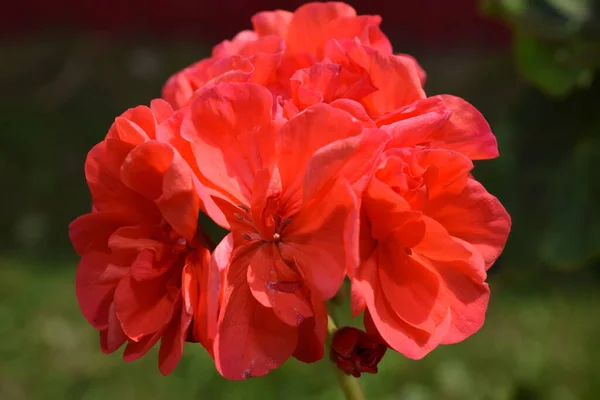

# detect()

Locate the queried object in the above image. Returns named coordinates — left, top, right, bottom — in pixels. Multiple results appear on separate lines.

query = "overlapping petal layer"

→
left=180, top=82, right=386, bottom=379
left=69, top=100, right=218, bottom=375
left=353, top=148, right=510, bottom=358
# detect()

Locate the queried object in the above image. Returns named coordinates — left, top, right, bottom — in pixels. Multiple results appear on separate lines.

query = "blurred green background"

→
left=1, top=0, right=600, bottom=399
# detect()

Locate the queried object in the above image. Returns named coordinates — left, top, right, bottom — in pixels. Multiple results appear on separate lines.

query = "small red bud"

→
left=330, top=327, right=387, bottom=378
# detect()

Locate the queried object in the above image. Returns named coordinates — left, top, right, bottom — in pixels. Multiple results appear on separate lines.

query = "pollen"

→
left=273, top=232, right=281, bottom=242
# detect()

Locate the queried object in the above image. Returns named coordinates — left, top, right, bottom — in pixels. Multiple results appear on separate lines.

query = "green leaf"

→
left=515, top=31, right=592, bottom=97
left=546, top=0, right=591, bottom=23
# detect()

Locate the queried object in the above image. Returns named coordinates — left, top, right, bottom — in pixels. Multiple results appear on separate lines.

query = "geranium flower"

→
left=68, top=100, right=219, bottom=375
left=178, top=82, right=388, bottom=379
left=70, top=3, right=513, bottom=395
left=351, top=147, right=511, bottom=358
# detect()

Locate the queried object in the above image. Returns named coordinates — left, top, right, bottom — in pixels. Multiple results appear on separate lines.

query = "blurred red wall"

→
left=1, top=0, right=509, bottom=46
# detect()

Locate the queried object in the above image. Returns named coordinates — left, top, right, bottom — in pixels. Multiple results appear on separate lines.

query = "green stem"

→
left=327, top=314, right=366, bottom=400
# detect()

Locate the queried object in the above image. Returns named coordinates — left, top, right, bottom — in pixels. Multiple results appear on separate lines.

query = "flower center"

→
left=235, top=204, right=291, bottom=243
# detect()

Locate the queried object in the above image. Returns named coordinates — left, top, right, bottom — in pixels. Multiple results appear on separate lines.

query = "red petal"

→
left=354, top=251, right=452, bottom=359
left=236, top=36, right=284, bottom=86
left=413, top=148, right=473, bottom=198
left=282, top=179, right=358, bottom=300
left=303, top=128, right=389, bottom=202
left=108, top=226, right=163, bottom=254
left=114, top=273, right=178, bottom=341
left=426, top=179, right=511, bottom=270
left=247, top=244, right=313, bottom=326
left=411, top=240, right=490, bottom=345
left=412, top=216, right=473, bottom=262
left=100, top=302, right=127, bottom=353
left=182, top=82, right=276, bottom=206
left=431, top=95, right=499, bottom=160
left=363, top=178, right=419, bottom=241
left=106, top=226, right=172, bottom=281
left=163, top=56, right=254, bottom=109
left=69, top=211, right=132, bottom=255
left=155, top=110, right=229, bottom=229
left=434, top=255, right=491, bottom=344
left=120, top=141, right=173, bottom=200
left=363, top=309, right=384, bottom=343
left=286, top=2, right=356, bottom=57
left=131, top=250, right=171, bottom=281
left=107, top=105, right=157, bottom=143
left=329, top=99, right=377, bottom=128
left=150, top=99, right=174, bottom=124
left=111, top=116, right=150, bottom=145
left=188, top=247, right=219, bottom=353
left=277, top=103, right=363, bottom=208
left=377, top=148, right=473, bottom=201
left=120, top=141, right=200, bottom=241
left=324, top=15, right=392, bottom=55
left=396, top=54, right=426, bottom=85
left=378, top=241, right=446, bottom=332
left=214, top=264, right=297, bottom=380
left=290, top=63, right=342, bottom=108
left=162, top=72, right=195, bottom=111
left=123, top=331, right=162, bottom=362
left=338, top=43, right=425, bottom=118
left=252, top=10, right=293, bottom=37
left=212, top=30, right=259, bottom=57
left=290, top=60, right=378, bottom=109
left=380, top=96, right=498, bottom=161
left=75, top=251, right=124, bottom=330
left=378, top=97, right=451, bottom=144
left=211, top=234, right=234, bottom=273
left=350, top=280, right=367, bottom=317
left=158, top=298, right=192, bottom=375
left=293, top=290, right=327, bottom=363
left=155, top=155, right=200, bottom=242
left=85, top=139, right=159, bottom=221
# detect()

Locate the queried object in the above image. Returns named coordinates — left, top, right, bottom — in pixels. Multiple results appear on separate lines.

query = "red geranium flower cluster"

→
left=70, top=2, right=510, bottom=380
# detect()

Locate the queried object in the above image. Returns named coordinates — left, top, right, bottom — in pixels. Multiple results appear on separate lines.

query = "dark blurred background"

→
left=1, top=0, right=599, bottom=399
